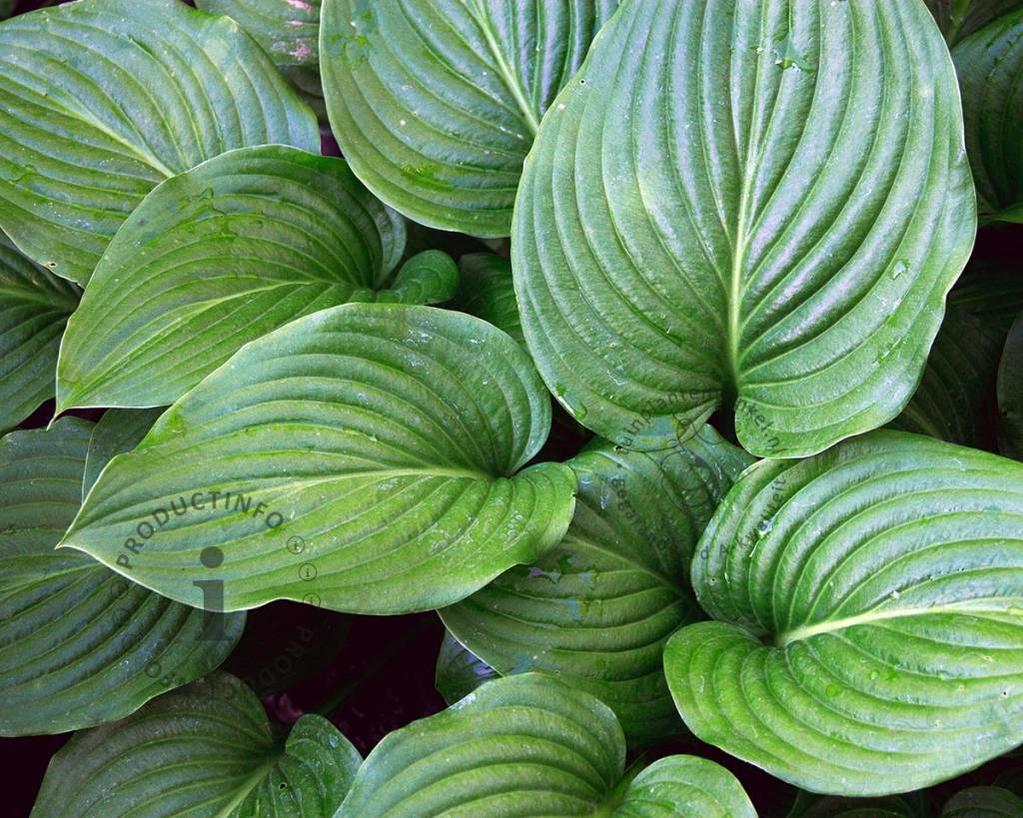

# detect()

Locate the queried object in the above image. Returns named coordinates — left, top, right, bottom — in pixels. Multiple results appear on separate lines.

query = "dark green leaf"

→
left=434, top=630, right=497, bottom=706
left=455, top=254, right=523, bottom=347
left=943, top=786, right=1023, bottom=817
left=924, top=0, right=1023, bottom=44
left=998, top=311, right=1023, bottom=459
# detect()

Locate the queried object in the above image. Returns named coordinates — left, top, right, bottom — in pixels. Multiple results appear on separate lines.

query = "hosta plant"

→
left=2, top=0, right=1023, bottom=816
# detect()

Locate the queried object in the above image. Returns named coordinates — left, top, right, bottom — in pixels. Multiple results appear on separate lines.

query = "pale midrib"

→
left=470, top=6, right=541, bottom=137
left=209, top=754, right=279, bottom=818
left=776, top=603, right=1017, bottom=647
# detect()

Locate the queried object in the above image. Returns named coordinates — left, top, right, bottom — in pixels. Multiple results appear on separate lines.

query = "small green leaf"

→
left=954, top=8, right=1023, bottom=224
left=442, top=426, right=752, bottom=746
left=59, top=304, right=577, bottom=614
left=0, top=233, right=78, bottom=432
left=924, top=0, right=1023, bottom=44
left=335, top=672, right=754, bottom=817
left=434, top=630, right=497, bottom=706
left=82, top=408, right=166, bottom=500
left=30, top=673, right=361, bottom=818
left=999, top=312, right=1023, bottom=459
left=0, top=418, right=243, bottom=736
left=319, top=0, right=620, bottom=236
left=0, top=0, right=319, bottom=284
left=56, top=145, right=416, bottom=411
left=515, top=0, right=976, bottom=458
left=943, top=786, right=1023, bottom=817
left=665, top=430, right=1023, bottom=796
left=455, top=254, right=524, bottom=347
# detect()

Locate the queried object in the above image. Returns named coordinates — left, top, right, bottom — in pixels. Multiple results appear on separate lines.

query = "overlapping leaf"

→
left=943, top=786, right=1023, bottom=816
left=0, top=0, right=319, bottom=284
left=196, top=0, right=320, bottom=67
left=454, top=254, right=523, bottom=347
left=335, top=672, right=754, bottom=817
left=434, top=630, right=497, bottom=706
left=514, top=0, right=976, bottom=458
left=55, top=145, right=427, bottom=411
left=665, top=431, right=1023, bottom=796
left=31, top=673, right=361, bottom=818
left=319, top=0, right=619, bottom=236
left=0, top=417, right=243, bottom=736
left=954, top=8, right=1023, bottom=224
left=59, top=304, right=577, bottom=614
left=925, top=0, right=1023, bottom=44
left=999, top=312, right=1023, bottom=459
left=441, top=426, right=751, bottom=745
left=0, top=233, right=77, bottom=431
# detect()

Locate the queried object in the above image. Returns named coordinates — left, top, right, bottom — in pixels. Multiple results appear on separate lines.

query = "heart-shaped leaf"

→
left=55, top=145, right=429, bottom=412
left=514, top=0, right=976, bottom=459
left=891, top=305, right=1002, bottom=449
left=319, top=0, right=619, bottom=237
left=954, top=8, right=1023, bottom=224
left=999, top=312, right=1023, bottom=459
left=0, top=234, right=78, bottom=432
left=434, top=630, right=497, bottom=706
left=30, top=673, right=361, bottom=818
left=455, top=254, right=523, bottom=347
left=441, top=426, right=752, bottom=746
left=335, top=672, right=754, bottom=817
left=59, top=303, right=577, bottom=614
left=0, top=417, right=244, bottom=736
left=0, top=0, right=319, bottom=284
left=665, top=430, right=1023, bottom=796
left=924, top=0, right=1023, bottom=44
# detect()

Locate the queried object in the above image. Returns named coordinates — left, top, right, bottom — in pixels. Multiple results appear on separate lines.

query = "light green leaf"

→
left=0, top=418, right=243, bottom=736
left=999, top=311, right=1023, bottom=459
left=924, top=0, right=1023, bottom=44
left=30, top=673, right=361, bottom=818
left=514, top=0, right=976, bottom=459
left=335, top=672, right=753, bottom=817
left=665, top=430, right=1023, bottom=796
left=196, top=0, right=320, bottom=67
left=0, top=232, right=78, bottom=432
left=455, top=254, right=524, bottom=347
left=441, top=426, right=752, bottom=746
left=0, top=0, right=319, bottom=284
left=55, top=145, right=419, bottom=412
left=890, top=305, right=1002, bottom=449
left=954, top=8, right=1023, bottom=224
left=319, top=0, right=620, bottom=237
left=59, top=303, right=577, bottom=614
left=943, top=786, right=1023, bottom=817
left=434, top=630, right=497, bottom=706
left=370, top=249, right=459, bottom=306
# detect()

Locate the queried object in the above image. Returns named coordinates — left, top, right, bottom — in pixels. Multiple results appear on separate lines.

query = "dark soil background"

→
left=3, top=0, right=1023, bottom=815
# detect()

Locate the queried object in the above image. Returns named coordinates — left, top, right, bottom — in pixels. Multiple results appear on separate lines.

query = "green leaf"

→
left=0, top=0, right=319, bottom=284
left=434, top=630, right=497, bottom=706
left=999, top=312, right=1023, bottom=459
left=954, top=8, right=1023, bottom=224
left=514, top=0, right=977, bottom=459
left=0, top=418, right=243, bottom=736
left=0, top=233, right=78, bottom=432
left=950, top=260, right=1023, bottom=334
left=441, top=426, right=752, bottom=746
left=30, top=673, right=362, bottom=818
left=196, top=0, right=320, bottom=67
left=335, top=672, right=753, bottom=817
left=0, top=0, right=13, bottom=22
left=890, top=305, right=1002, bottom=449
left=665, top=430, right=1023, bottom=796
left=943, top=786, right=1023, bottom=817
left=924, top=0, right=1023, bottom=44
left=55, top=145, right=420, bottom=412
left=59, top=303, right=577, bottom=614
left=455, top=254, right=524, bottom=347
left=319, top=0, right=620, bottom=237
left=82, top=408, right=166, bottom=500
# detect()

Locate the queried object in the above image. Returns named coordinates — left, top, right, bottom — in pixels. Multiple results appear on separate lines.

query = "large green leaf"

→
left=54, top=145, right=430, bottom=412
left=664, top=430, right=1023, bottom=796
left=319, top=0, right=619, bottom=237
left=31, top=673, right=361, bottom=818
left=441, top=426, right=752, bottom=746
left=924, top=0, right=1023, bottom=44
left=196, top=0, right=320, bottom=67
left=999, top=312, right=1023, bottom=459
left=0, top=233, right=78, bottom=432
left=890, top=305, right=1002, bottom=449
left=514, top=0, right=976, bottom=459
left=59, top=304, right=577, bottom=614
left=335, top=672, right=754, bottom=817
left=454, top=253, right=524, bottom=347
left=0, top=418, right=243, bottom=736
left=0, top=0, right=319, bottom=284
left=954, top=8, right=1023, bottom=224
